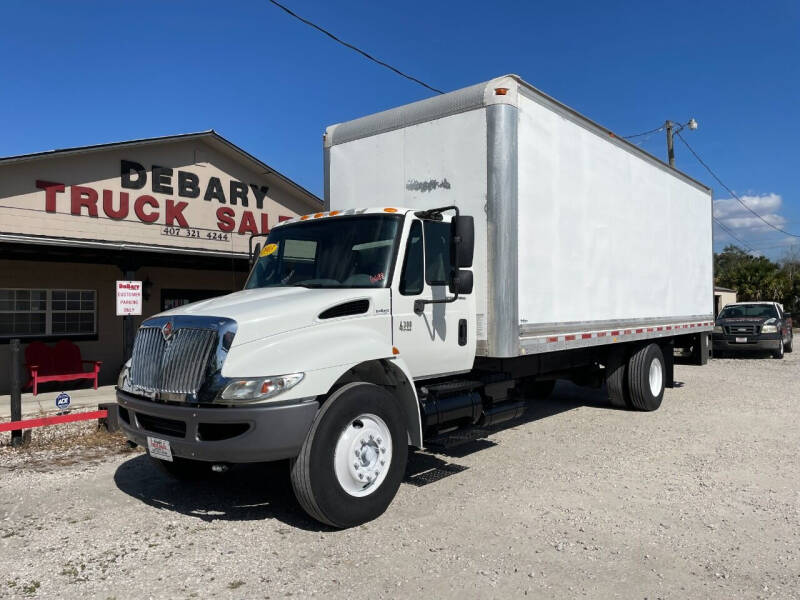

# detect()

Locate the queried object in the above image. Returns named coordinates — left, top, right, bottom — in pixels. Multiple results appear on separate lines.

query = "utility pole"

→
left=665, top=120, right=675, bottom=168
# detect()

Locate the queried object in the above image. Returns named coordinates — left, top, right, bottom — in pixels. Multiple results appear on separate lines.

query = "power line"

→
left=675, top=131, right=800, bottom=239
left=267, top=0, right=445, bottom=95
left=713, top=217, right=757, bottom=253
left=622, top=125, right=665, bottom=139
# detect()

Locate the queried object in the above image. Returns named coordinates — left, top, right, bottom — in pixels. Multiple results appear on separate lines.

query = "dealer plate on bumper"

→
left=147, top=436, right=173, bottom=462
left=735, top=337, right=747, bottom=343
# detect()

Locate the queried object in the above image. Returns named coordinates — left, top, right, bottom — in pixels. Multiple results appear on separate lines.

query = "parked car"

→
left=713, top=301, right=793, bottom=359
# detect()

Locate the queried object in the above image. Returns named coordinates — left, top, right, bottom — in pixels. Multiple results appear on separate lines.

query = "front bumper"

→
left=117, top=390, right=319, bottom=463
left=712, top=335, right=781, bottom=353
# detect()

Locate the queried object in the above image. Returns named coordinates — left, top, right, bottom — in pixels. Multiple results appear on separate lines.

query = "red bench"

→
left=25, top=340, right=102, bottom=396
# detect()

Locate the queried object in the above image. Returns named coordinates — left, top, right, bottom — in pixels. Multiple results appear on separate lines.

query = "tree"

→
left=714, top=245, right=800, bottom=314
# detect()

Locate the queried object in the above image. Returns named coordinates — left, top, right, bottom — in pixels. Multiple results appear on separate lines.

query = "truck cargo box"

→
left=324, top=74, right=713, bottom=358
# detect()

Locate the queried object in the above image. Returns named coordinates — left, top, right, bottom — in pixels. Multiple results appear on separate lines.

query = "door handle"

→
left=458, top=319, right=467, bottom=346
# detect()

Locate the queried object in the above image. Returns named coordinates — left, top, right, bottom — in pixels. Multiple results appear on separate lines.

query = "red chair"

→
left=25, top=340, right=102, bottom=396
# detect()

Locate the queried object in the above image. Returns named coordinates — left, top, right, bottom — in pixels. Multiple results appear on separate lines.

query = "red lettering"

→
left=260, top=213, right=270, bottom=234
left=216, top=207, right=235, bottom=233
left=165, top=199, right=189, bottom=227
left=238, top=210, right=259, bottom=235
left=134, top=195, right=159, bottom=223
left=103, top=190, right=129, bottom=219
left=35, top=180, right=65, bottom=212
left=70, top=185, right=99, bottom=217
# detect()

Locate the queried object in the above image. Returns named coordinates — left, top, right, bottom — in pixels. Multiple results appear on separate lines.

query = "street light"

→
left=666, top=118, right=699, bottom=168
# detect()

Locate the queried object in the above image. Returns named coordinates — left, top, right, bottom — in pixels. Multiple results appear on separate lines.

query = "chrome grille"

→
left=724, top=324, right=758, bottom=335
left=129, top=327, right=217, bottom=395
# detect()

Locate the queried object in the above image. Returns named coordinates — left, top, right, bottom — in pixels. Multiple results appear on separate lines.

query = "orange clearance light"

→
left=494, top=87, right=509, bottom=96
left=330, top=210, right=340, bottom=216
left=384, top=207, right=398, bottom=213
left=392, top=346, right=400, bottom=355
left=300, top=215, right=310, bottom=220
left=314, top=212, right=325, bottom=218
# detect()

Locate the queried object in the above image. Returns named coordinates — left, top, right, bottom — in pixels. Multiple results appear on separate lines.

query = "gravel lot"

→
left=1, top=351, right=798, bottom=599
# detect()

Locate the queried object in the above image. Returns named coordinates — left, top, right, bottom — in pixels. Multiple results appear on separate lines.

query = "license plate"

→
left=735, top=337, right=747, bottom=343
left=147, top=436, right=173, bottom=462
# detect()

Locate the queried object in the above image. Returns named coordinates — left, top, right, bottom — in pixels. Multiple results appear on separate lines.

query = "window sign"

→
left=116, top=281, right=142, bottom=316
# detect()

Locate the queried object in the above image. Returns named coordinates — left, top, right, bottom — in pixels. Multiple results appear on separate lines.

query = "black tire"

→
left=605, top=352, right=630, bottom=409
left=772, top=339, right=784, bottom=359
left=627, top=343, right=665, bottom=412
left=784, top=334, right=793, bottom=353
left=518, top=378, right=556, bottom=400
left=290, top=382, right=408, bottom=528
left=150, top=456, right=211, bottom=480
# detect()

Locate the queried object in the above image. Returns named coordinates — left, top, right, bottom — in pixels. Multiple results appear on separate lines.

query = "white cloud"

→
left=713, top=193, right=787, bottom=233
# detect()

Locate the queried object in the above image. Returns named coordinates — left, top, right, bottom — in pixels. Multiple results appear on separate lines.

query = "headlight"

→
left=713, top=325, right=723, bottom=334
left=762, top=324, right=778, bottom=333
left=220, top=373, right=304, bottom=403
left=117, top=359, right=131, bottom=390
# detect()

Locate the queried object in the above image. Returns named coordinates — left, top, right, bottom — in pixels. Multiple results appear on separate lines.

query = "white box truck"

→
left=116, top=75, right=713, bottom=528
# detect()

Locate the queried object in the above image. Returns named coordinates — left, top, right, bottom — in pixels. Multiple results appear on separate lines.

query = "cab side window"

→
left=400, top=221, right=424, bottom=295
left=423, top=221, right=451, bottom=285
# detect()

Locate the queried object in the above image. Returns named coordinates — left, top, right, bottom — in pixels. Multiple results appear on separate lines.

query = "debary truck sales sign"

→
left=0, top=139, right=307, bottom=256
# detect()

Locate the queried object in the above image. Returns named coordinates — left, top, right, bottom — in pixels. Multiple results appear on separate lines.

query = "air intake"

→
left=319, top=299, right=370, bottom=319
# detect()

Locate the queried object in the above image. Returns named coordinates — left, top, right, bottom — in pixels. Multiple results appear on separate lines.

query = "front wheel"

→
left=773, top=339, right=784, bottom=359
left=290, top=382, right=408, bottom=528
left=784, top=334, right=793, bottom=353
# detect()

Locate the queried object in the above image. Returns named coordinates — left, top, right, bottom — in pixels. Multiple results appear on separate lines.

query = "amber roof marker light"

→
left=494, top=87, right=509, bottom=96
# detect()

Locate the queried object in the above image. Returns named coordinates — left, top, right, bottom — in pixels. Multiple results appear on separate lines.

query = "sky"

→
left=1, top=0, right=798, bottom=259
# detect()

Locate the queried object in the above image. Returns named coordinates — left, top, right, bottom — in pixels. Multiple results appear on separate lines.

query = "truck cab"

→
left=117, top=207, right=476, bottom=527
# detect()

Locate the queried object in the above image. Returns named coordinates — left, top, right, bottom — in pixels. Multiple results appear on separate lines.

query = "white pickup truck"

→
left=116, top=75, right=714, bottom=527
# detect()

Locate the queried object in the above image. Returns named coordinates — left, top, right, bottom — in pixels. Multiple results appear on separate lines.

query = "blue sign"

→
left=55, top=392, right=71, bottom=411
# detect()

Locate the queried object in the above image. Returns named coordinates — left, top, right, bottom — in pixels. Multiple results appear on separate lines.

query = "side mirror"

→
left=449, top=268, right=473, bottom=295
left=451, top=216, right=474, bottom=268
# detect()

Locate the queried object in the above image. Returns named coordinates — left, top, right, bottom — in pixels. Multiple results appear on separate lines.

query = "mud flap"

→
left=690, top=332, right=709, bottom=366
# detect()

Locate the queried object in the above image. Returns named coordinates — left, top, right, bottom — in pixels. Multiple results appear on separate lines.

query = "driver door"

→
left=391, top=217, right=475, bottom=379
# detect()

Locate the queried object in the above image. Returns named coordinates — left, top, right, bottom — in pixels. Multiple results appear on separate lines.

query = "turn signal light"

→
left=392, top=346, right=400, bottom=355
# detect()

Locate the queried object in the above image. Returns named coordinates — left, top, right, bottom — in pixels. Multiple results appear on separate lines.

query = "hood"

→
left=156, top=287, right=388, bottom=347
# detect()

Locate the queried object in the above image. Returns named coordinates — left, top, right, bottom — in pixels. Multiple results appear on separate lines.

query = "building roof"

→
left=0, top=130, right=322, bottom=206
left=714, top=286, right=737, bottom=293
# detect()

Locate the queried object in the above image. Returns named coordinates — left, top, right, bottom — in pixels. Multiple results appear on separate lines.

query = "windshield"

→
left=245, top=215, right=402, bottom=289
left=718, top=304, right=778, bottom=319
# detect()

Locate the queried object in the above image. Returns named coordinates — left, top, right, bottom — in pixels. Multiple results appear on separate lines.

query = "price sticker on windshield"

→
left=260, top=243, right=278, bottom=257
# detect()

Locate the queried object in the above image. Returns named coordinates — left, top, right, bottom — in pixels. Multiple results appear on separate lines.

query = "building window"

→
left=0, top=289, right=96, bottom=338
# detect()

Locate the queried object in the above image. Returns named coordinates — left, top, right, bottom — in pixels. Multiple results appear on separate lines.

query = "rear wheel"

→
left=290, top=382, right=408, bottom=528
left=627, top=344, right=665, bottom=411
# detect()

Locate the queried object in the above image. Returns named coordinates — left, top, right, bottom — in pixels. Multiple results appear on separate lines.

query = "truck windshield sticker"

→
left=260, top=243, right=278, bottom=257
